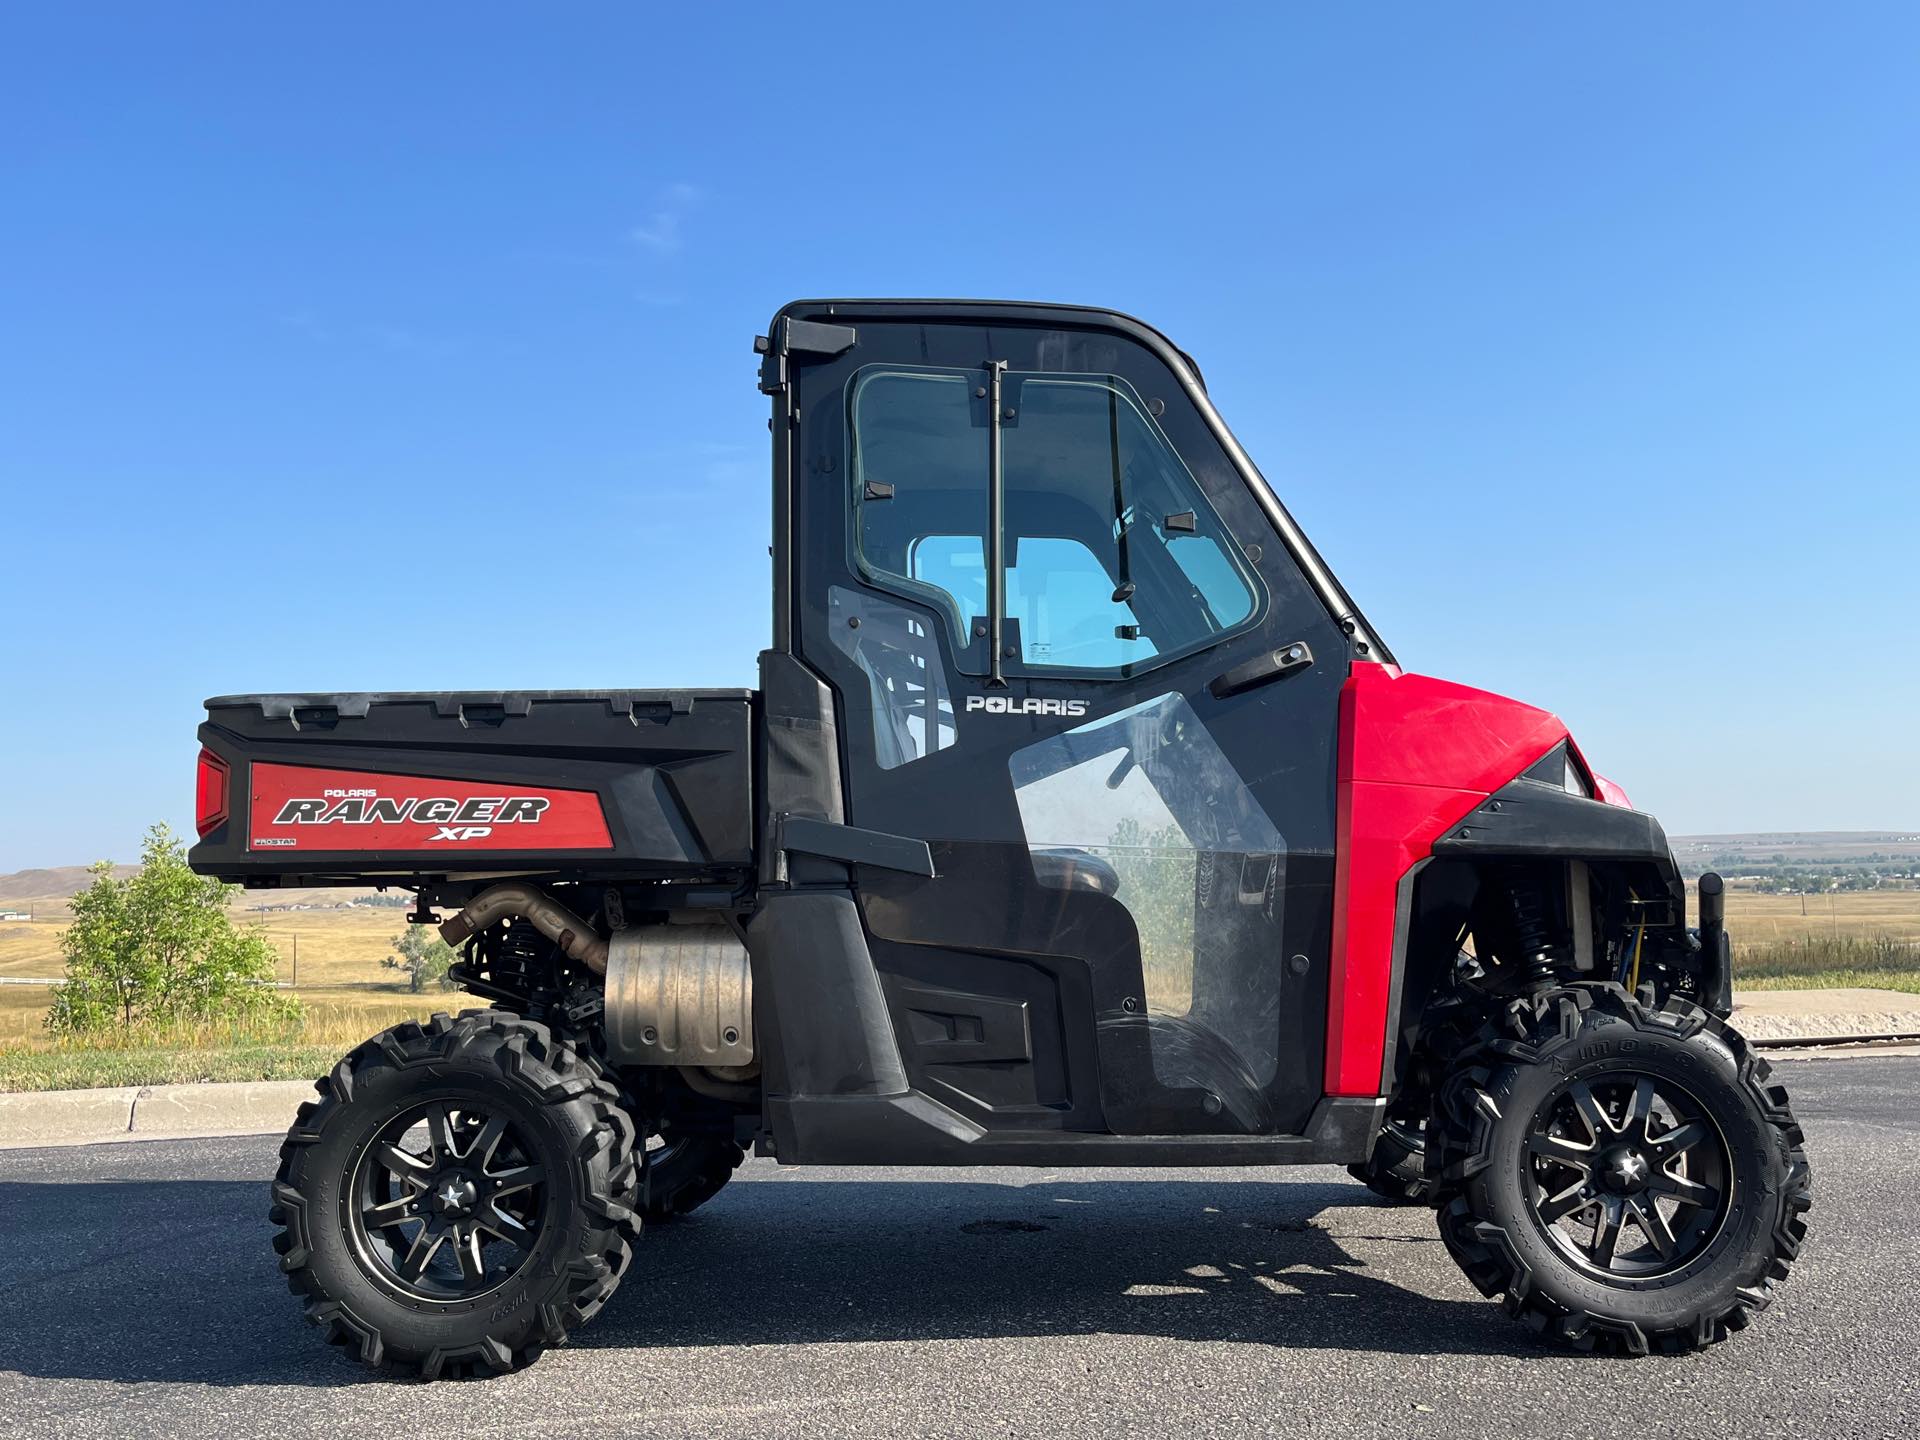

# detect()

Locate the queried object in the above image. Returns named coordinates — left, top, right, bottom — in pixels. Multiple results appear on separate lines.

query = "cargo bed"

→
left=189, top=689, right=755, bottom=887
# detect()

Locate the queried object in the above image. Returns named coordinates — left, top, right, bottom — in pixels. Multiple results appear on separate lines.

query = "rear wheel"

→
left=1348, top=1106, right=1431, bottom=1204
left=642, top=1128, right=746, bottom=1221
left=1428, top=984, right=1810, bottom=1354
left=269, top=1012, right=641, bottom=1378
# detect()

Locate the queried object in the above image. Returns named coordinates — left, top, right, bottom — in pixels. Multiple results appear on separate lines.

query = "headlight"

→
left=1524, top=742, right=1592, bottom=797
left=1561, top=754, right=1592, bottom=797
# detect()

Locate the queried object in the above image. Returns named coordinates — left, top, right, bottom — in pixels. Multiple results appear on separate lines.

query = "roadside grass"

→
left=1733, top=970, right=1920, bottom=996
left=0, top=987, right=451, bottom=1091
left=1733, top=934, right=1920, bottom=996
left=0, top=1043, right=357, bottom=1091
left=0, top=898, right=454, bottom=1091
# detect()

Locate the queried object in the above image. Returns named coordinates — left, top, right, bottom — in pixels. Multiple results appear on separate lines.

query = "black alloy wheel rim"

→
left=1384, top=1113, right=1426, bottom=1149
left=346, top=1098, right=550, bottom=1303
left=1524, top=1071, right=1733, bottom=1280
left=646, top=1131, right=691, bottom=1167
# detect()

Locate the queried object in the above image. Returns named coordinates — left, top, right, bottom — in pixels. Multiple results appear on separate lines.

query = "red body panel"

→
left=1325, top=664, right=1570, bottom=1096
left=247, top=763, right=613, bottom=853
left=1591, top=770, right=1634, bottom=809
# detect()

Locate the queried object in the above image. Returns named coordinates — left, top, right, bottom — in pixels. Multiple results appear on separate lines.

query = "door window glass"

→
left=1010, top=694, right=1288, bottom=1117
left=907, top=534, right=1159, bottom=671
left=850, top=369, right=987, bottom=657
left=848, top=366, right=1262, bottom=679
left=826, top=585, right=956, bottom=769
left=1001, top=374, right=1260, bottom=674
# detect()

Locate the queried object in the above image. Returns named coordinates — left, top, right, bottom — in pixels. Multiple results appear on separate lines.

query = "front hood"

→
left=1339, top=662, right=1572, bottom=796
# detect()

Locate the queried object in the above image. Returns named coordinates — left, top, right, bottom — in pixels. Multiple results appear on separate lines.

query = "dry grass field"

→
left=0, top=894, right=413, bottom=988
left=0, top=884, right=1914, bottom=1088
left=0, top=894, right=445, bottom=1077
left=2, top=886, right=1915, bottom=996
left=1722, top=888, right=1920, bottom=948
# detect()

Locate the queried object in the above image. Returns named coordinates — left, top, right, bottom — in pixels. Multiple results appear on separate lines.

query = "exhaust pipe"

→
left=1697, top=871, right=1732, bottom=1018
left=438, top=882, right=609, bottom=974
left=437, top=886, right=754, bottom=1073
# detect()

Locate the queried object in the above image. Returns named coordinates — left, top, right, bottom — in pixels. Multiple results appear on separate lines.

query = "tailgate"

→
left=189, top=689, right=755, bottom=886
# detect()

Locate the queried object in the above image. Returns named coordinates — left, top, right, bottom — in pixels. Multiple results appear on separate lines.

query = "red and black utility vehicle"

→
left=190, top=300, right=1809, bottom=1377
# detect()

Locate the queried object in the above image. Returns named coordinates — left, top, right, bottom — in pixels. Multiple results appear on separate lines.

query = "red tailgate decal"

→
left=248, top=763, right=612, bottom=852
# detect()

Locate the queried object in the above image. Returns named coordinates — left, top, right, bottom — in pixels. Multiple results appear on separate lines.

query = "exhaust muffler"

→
left=440, top=884, right=752, bottom=1068
left=604, top=919, right=754, bottom=1068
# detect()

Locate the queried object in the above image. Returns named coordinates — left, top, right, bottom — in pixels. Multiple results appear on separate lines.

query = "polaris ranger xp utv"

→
left=190, top=299, right=1810, bottom=1377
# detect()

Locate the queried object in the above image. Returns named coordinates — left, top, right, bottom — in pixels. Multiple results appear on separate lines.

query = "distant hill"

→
left=1671, top=832, right=1920, bottom=868
left=0, top=865, right=398, bottom=912
left=0, top=866, right=138, bottom=903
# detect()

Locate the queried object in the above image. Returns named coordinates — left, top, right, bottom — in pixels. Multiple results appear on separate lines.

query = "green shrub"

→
left=47, top=824, right=300, bottom=1035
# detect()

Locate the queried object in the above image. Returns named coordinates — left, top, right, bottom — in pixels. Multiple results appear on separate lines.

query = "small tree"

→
left=386, top=926, right=458, bottom=993
left=51, top=860, right=135, bottom=1031
left=49, top=824, right=297, bottom=1035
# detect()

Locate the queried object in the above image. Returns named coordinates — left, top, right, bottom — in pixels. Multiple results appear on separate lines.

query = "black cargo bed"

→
left=190, top=689, right=755, bottom=887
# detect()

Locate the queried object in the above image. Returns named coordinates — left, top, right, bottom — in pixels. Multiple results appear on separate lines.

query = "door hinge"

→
left=755, top=317, right=858, bottom=395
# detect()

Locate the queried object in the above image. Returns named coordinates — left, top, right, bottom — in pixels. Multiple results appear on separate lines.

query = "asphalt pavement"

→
left=1, top=1057, right=1914, bottom=1439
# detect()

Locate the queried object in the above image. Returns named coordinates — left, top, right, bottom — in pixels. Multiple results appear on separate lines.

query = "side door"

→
left=782, top=306, right=1351, bottom=1137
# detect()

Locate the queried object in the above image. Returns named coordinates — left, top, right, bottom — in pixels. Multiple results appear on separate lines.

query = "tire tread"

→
left=1427, top=982, right=1811, bottom=1355
left=268, top=1009, right=641, bottom=1379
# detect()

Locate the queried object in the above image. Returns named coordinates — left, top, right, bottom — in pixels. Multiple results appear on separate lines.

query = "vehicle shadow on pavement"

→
left=0, top=1177, right=378, bottom=1390
left=0, top=1173, right=1540, bottom=1389
left=580, top=1176, right=1543, bottom=1362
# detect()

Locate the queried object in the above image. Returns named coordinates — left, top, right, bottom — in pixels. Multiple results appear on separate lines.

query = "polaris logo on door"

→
left=965, top=695, right=1090, bottom=717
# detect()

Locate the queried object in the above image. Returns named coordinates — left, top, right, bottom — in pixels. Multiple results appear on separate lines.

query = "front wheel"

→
left=269, top=1012, right=642, bottom=1378
left=1428, top=984, right=1811, bottom=1354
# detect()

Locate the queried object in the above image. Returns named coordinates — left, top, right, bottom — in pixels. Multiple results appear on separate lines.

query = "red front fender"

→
left=1326, top=663, right=1571, bottom=1096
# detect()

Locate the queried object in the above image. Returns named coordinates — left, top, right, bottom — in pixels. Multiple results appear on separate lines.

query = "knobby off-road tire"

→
left=643, top=1131, right=746, bottom=1222
left=1348, top=1109, right=1432, bottom=1205
left=269, top=1012, right=642, bottom=1379
left=1428, top=983, right=1811, bottom=1355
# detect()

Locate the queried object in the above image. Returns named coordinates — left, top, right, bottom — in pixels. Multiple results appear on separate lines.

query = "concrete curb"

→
left=2, top=985, right=1917, bottom=1150
left=0, top=1079, right=313, bottom=1150
left=1732, top=987, right=1920, bottom=1043
left=0, top=1086, right=144, bottom=1148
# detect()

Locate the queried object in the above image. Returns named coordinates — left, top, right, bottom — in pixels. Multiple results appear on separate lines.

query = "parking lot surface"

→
left=0, top=1057, right=1912, bottom=1438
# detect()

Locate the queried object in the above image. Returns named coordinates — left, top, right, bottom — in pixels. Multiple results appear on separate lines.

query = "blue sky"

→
left=2, top=4, right=1917, bottom=870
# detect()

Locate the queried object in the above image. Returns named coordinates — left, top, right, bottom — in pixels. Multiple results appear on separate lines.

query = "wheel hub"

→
left=1596, top=1144, right=1651, bottom=1194
left=431, top=1174, right=478, bottom=1216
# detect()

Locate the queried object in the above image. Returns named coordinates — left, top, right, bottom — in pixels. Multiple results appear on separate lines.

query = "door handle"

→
left=1209, top=641, right=1313, bottom=699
